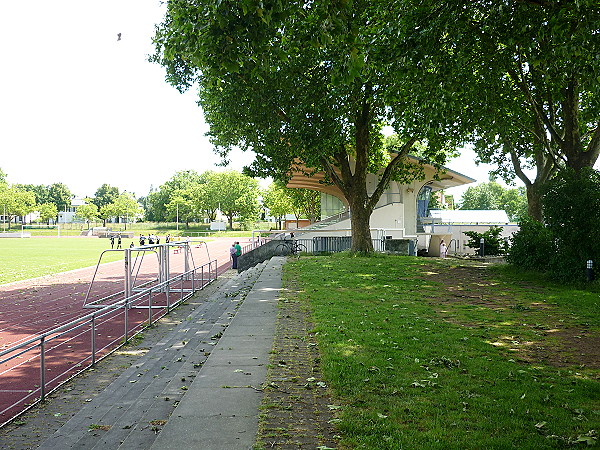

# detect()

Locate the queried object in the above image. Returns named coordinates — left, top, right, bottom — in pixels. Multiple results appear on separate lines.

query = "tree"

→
left=209, top=172, right=260, bottom=229
left=92, top=185, right=120, bottom=226
left=152, top=0, right=460, bottom=252
left=406, top=1, right=600, bottom=220
left=459, top=182, right=527, bottom=221
left=14, top=184, right=50, bottom=205
left=262, top=183, right=293, bottom=229
left=75, top=200, right=99, bottom=229
left=0, top=168, right=6, bottom=185
left=47, top=183, right=72, bottom=215
left=111, top=193, right=142, bottom=230
left=98, top=204, right=116, bottom=228
left=187, top=172, right=222, bottom=222
left=144, top=171, right=203, bottom=222
left=37, top=203, right=58, bottom=225
left=166, top=190, right=197, bottom=228
left=459, top=183, right=505, bottom=211
left=0, top=185, right=36, bottom=228
left=288, top=188, right=321, bottom=226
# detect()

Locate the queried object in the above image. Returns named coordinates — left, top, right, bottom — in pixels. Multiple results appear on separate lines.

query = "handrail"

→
left=0, top=257, right=218, bottom=428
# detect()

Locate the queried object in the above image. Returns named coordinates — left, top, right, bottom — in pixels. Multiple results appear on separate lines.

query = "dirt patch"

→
left=256, top=296, right=339, bottom=449
left=419, top=260, right=600, bottom=371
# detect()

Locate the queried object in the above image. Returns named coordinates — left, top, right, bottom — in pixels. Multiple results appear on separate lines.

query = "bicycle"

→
left=275, top=240, right=308, bottom=257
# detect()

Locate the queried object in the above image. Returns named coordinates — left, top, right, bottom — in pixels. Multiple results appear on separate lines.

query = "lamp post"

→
left=586, top=260, right=594, bottom=282
left=479, top=237, right=485, bottom=257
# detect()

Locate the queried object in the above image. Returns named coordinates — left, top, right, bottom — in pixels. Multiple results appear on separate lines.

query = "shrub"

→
left=506, top=216, right=555, bottom=272
left=463, top=226, right=508, bottom=256
left=542, top=168, right=600, bottom=282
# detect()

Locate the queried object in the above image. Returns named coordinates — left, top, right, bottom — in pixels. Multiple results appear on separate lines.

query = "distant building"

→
left=286, top=155, right=476, bottom=253
left=422, top=209, right=518, bottom=256
left=58, top=198, right=87, bottom=223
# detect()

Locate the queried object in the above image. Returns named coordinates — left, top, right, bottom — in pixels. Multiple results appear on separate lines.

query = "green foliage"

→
left=288, top=188, right=321, bottom=224
left=141, top=170, right=259, bottom=228
left=92, top=184, right=119, bottom=210
left=463, top=226, right=507, bottom=256
left=407, top=1, right=600, bottom=221
left=75, top=199, right=99, bottom=226
left=261, top=183, right=293, bottom=229
left=507, top=168, right=600, bottom=282
left=14, top=183, right=51, bottom=205
left=47, top=183, right=72, bottom=213
left=542, top=168, right=600, bottom=282
left=459, top=182, right=527, bottom=221
left=37, top=203, right=58, bottom=224
left=506, top=216, right=555, bottom=272
left=142, top=171, right=203, bottom=222
left=165, top=190, right=196, bottom=227
left=0, top=185, right=36, bottom=227
left=151, top=0, right=461, bottom=252
left=210, top=171, right=260, bottom=229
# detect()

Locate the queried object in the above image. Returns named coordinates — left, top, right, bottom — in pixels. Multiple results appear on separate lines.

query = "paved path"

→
left=37, top=257, right=283, bottom=449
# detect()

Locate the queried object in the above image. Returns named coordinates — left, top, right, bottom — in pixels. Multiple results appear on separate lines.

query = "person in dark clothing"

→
left=230, top=243, right=238, bottom=269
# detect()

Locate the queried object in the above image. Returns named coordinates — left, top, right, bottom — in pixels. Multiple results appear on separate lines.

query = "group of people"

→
left=108, top=233, right=179, bottom=249
left=139, top=234, right=166, bottom=246
left=230, top=241, right=242, bottom=269
left=109, top=234, right=122, bottom=249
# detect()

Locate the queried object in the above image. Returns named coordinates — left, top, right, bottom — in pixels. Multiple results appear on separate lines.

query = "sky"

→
left=1, top=1, right=499, bottom=202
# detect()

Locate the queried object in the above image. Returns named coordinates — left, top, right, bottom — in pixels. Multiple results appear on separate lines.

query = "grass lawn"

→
left=0, top=237, right=125, bottom=285
left=282, top=254, right=599, bottom=449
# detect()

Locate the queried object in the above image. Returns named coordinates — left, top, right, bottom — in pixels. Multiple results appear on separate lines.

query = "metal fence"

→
left=0, top=258, right=217, bottom=428
left=268, top=236, right=385, bottom=254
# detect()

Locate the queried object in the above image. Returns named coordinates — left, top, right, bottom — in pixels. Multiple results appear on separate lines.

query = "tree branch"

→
left=508, top=146, right=532, bottom=188
left=585, top=122, right=600, bottom=165
left=367, top=136, right=418, bottom=211
left=319, top=151, right=349, bottom=198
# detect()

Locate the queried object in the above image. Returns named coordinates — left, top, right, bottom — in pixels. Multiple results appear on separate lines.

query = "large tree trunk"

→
left=348, top=198, right=374, bottom=253
left=508, top=143, right=556, bottom=223
left=525, top=183, right=544, bottom=222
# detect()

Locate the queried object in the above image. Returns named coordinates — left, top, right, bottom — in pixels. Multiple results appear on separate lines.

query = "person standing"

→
left=116, top=235, right=122, bottom=249
left=440, top=239, right=447, bottom=258
left=230, top=243, right=238, bottom=269
left=110, top=234, right=115, bottom=249
left=235, top=241, right=242, bottom=258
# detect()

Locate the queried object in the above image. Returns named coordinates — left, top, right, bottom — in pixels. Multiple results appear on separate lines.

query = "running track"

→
left=0, top=237, right=247, bottom=425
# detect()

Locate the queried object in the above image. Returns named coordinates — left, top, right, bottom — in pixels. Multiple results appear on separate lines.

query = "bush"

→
left=542, top=168, right=600, bottom=282
left=506, top=216, right=555, bottom=272
left=507, top=168, right=600, bottom=282
left=463, top=226, right=508, bottom=256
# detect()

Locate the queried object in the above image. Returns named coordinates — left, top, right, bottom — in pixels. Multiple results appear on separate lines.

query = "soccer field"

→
left=0, top=237, right=126, bottom=285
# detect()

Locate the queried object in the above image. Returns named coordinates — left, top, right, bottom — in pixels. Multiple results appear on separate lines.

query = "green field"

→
left=264, top=255, right=600, bottom=449
left=0, top=237, right=125, bottom=285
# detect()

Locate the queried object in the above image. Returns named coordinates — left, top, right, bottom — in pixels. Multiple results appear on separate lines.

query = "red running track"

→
left=0, top=237, right=246, bottom=425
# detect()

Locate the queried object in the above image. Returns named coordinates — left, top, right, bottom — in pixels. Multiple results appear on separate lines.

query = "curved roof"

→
left=286, top=156, right=476, bottom=199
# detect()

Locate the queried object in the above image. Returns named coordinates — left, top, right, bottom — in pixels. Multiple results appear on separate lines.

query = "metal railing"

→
left=263, top=236, right=385, bottom=255
left=0, top=259, right=217, bottom=428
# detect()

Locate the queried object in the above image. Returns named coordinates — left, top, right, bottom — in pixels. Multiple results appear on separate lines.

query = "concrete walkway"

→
left=38, top=257, right=284, bottom=449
